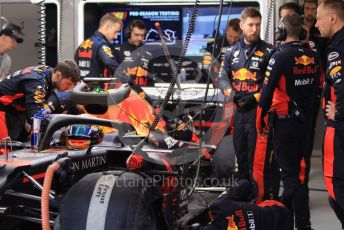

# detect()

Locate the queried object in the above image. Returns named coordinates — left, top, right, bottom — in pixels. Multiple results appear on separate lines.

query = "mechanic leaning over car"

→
left=213, top=7, right=274, bottom=182
left=256, top=13, right=320, bottom=230
left=315, top=0, right=344, bottom=228
left=74, top=13, right=123, bottom=84
left=0, top=60, right=80, bottom=141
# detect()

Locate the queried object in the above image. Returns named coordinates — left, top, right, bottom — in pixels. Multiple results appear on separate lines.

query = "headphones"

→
left=276, top=15, right=308, bottom=41
left=124, top=23, right=133, bottom=38
left=276, top=16, right=287, bottom=41
left=124, top=19, right=146, bottom=38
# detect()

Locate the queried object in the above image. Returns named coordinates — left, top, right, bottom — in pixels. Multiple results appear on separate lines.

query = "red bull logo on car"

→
left=295, top=55, right=315, bottom=66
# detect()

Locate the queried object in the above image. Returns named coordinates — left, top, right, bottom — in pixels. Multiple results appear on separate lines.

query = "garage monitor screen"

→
left=83, top=4, right=182, bottom=46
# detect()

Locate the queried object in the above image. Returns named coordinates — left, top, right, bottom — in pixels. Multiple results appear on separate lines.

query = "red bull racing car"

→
left=0, top=82, right=234, bottom=230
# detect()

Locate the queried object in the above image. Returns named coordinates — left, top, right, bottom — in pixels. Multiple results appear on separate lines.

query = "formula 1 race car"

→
left=0, top=82, right=234, bottom=230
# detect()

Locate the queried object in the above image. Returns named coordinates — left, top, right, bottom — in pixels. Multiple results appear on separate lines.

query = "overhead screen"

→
left=103, top=8, right=182, bottom=45
left=83, top=2, right=259, bottom=82
left=83, top=2, right=259, bottom=56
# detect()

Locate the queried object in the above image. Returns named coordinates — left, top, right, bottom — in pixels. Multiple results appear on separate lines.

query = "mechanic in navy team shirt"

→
left=213, top=7, right=274, bottom=182
left=75, top=13, right=122, bottom=83
left=256, top=13, right=319, bottom=230
left=0, top=60, right=80, bottom=141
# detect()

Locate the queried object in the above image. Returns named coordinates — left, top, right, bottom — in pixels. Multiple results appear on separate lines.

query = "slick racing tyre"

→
left=54, top=171, right=161, bottom=230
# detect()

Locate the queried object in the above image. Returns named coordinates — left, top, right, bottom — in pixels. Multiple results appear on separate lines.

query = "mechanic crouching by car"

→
left=0, top=60, right=80, bottom=141
left=213, top=7, right=274, bottom=182
left=201, top=179, right=293, bottom=230
left=256, top=13, right=319, bottom=230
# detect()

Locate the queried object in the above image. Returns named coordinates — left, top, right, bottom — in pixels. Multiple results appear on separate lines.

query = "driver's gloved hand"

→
left=238, top=94, right=257, bottom=111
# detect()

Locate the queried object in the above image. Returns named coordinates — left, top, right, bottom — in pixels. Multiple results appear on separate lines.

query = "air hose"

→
left=149, top=0, right=200, bottom=130
left=193, top=0, right=228, bottom=197
left=57, top=0, right=63, bottom=62
left=41, top=157, right=71, bottom=230
left=131, top=0, right=200, bottom=155
left=127, top=0, right=201, bottom=199
left=41, top=162, right=59, bottom=230
left=264, top=0, right=275, bottom=42
left=35, top=0, right=46, bottom=65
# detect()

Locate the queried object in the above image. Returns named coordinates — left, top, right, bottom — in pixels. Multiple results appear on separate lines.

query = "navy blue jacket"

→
left=0, top=66, right=54, bottom=124
left=114, top=42, right=152, bottom=86
left=257, top=41, right=320, bottom=129
left=214, top=37, right=274, bottom=100
left=75, top=31, right=120, bottom=80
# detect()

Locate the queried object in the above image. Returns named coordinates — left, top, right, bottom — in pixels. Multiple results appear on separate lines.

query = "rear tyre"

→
left=55, top=171, right=160, bottom=230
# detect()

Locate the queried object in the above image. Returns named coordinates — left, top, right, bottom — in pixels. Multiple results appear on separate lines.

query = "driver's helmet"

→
left=67, top=125, right=103, bottom=150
